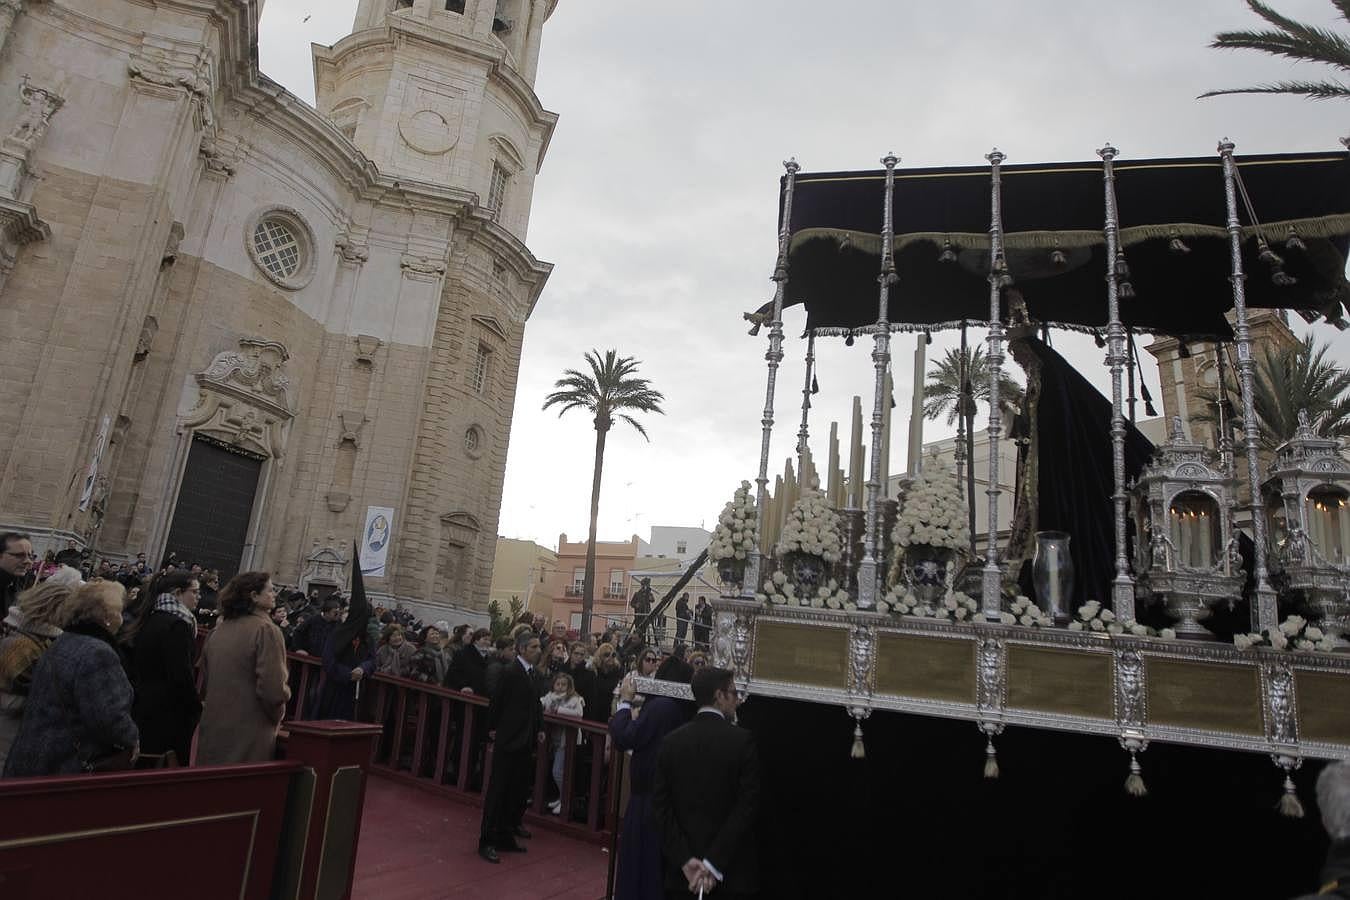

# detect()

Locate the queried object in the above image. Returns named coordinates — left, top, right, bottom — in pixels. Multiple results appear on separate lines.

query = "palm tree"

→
left=1201, top=1, right=1350, bottom=101
left=1197, top=335, right=1350, bottom=449
left=923, top=346, right=1024, bottom=427
left=543, top=350, right=665, bottom=637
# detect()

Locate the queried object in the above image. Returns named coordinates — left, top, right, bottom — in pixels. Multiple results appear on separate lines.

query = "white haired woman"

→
left=0, top=577, right=77, bottom=769
left=3, top=580, right=138, bottom=776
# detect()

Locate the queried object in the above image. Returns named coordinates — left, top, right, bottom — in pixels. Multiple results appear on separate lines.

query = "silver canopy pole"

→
left=1217, top=139, right=1278, bottom=630
left=857, top=152, right=899, bottom=611
left=981, top=149, right=1008, bottom=620
left=1098, top=144, right=1137, bottom=623
left=745, top=158, right=801, bottom=599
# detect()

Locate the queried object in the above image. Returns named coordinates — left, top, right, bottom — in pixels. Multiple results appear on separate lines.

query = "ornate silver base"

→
left=1162, top=593, right=1219, bottom=639
left=1309, top=593, right=1350, bottom=651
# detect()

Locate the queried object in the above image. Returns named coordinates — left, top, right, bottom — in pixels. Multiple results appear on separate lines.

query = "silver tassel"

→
left=1278, top=773, right=1305, bottom=819
left=1167, top=228, right=1191, bottom=255
left=1118, top=279, right=1136, bottom=300
left=1050, top=248, right=1067, bottom=267
left=939, top=238, right=957, bottom=263
left=1284, top=226, right=1306, bottom=252
left=1258, top=238, right=1297, bottom=287
left=983, top=736, right=999, bottom=779
left=1124, top=750, right=1147, bottom=798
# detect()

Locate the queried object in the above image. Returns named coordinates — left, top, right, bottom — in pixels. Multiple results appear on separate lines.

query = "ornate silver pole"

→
left=857, top=152, right=900, bottom=611
left=981, top=149, right=1008, bottom=620
left=1098, top=144, right=1137, bottom=622
left=796, top=331, right=816, bottom=476
left=1218, top=139, right=1278, bottom=630
left=745, top=158, right=801, bottom=598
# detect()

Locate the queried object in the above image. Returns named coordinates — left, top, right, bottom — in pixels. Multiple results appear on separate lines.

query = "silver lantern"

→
left=1132, top=417, right=1243, bottom=638
left=1263, top=410, right=1350, bottom=648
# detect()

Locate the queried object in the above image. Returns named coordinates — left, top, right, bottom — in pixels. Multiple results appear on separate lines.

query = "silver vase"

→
left=1033, top=531, right=1074, bottom=623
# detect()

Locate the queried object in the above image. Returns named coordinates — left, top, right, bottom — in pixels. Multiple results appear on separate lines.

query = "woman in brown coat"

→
left=196, top=572, right=290, bottom=764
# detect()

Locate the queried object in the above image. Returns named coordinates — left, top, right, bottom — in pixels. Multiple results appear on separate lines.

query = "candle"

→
left=827, top=422, right=841, bottom=507
left=848, top=396, right=864, bottom=508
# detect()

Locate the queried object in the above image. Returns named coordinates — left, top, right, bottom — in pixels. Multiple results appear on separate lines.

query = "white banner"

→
left=359, top=506, right=395, bottom=577
left=77, top=415, right=111, bottom=512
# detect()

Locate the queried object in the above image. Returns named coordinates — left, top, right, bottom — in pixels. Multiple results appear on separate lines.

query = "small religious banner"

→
left=359, top=506, right=395, bottom=577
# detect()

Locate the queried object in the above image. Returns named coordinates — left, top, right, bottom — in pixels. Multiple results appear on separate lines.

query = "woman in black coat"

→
left=126, top=570, right=202, bottom=763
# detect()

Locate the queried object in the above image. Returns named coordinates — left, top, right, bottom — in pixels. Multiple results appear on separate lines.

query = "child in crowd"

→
left=540, top=672, right=584, bottom=815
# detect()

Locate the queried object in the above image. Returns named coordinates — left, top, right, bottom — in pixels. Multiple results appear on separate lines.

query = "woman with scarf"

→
left=125, top=570, right=202, bottom=764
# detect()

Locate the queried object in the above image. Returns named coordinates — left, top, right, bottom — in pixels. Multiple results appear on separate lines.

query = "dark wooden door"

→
left=163, top=435, right=264, bottom=579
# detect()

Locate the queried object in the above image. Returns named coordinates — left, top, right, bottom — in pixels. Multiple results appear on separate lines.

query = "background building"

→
left=489, top=536, right=556, bottom=615
left=0, top=0, right=560, bottom=618
left=545, top=532, right=641, bottom=632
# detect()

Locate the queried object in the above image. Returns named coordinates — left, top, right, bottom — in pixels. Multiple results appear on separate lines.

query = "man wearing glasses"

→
left=0, top=533, right=33, bottom=620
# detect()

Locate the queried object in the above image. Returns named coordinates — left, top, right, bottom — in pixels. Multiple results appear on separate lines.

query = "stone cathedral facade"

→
left=0, top=0, right=559, bottom=615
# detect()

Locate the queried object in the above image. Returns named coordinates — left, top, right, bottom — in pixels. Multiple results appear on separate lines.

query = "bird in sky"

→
left=302, top=14, right=311, bottom=22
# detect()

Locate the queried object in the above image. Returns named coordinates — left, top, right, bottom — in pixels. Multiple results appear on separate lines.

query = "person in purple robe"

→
left=608, top=656, right=694, bottom=900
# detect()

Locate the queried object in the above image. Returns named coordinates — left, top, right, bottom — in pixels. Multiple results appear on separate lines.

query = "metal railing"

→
left=285, top=653, right=621, bottom=843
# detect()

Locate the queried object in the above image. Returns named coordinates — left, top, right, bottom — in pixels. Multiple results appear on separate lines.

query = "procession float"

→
left=639, top=142, right=1350, bottom=899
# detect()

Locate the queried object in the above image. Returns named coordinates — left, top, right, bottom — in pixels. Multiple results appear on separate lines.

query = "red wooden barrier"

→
left=286, top=652, right=622, bottom=844
left=284, top=721, right=384, bottom=900
left=0, top=762, right=299, bottom=900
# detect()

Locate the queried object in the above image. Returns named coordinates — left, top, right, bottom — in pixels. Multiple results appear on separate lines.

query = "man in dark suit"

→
left=653, top=666, right=759, bottom=898
left=478, top=630, right=543, bottom=863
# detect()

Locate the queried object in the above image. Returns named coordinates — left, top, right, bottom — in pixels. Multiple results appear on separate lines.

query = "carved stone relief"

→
left=401, top=253, right=446, bottom=280
left=338, top=410, right=368, bottom=449
left=354, top=334, right=382, bottom=366
left=181, top=338, right=294, bottom=460
left=0, top=75, right=62, bottom=201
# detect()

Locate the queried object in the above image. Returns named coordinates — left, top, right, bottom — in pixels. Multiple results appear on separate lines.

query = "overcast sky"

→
left=258, top=0, right=1350, bottom=550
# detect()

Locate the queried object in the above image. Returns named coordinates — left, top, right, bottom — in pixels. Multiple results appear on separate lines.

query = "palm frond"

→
left=1199, top=80, right=1350, bottom=99
left=1204, top=1, right=1350, bottom=102
left=614, top=414, right=651, bottom=440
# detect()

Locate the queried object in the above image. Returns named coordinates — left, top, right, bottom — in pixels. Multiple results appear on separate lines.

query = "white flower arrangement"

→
left=759, top=573, right=853, bottom=611
left=891, top=470, right=971, bottom=555
left=776, top=487, right=843, bottom=564
left=1068, top=599, right=1176, bottom=640
left=1002, top=596, right=1053, bottom=628
left=710, top=481, right=758, bottom=564
left=881, top=588, right=978, bottom=622
left=1233, top=615, right=1336, bottom=653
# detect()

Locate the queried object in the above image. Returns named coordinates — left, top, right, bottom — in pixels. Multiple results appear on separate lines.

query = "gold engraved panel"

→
left=1147, top=657, right=1262, bottom=736
left=754, top=621, right=848, bottom=689
left=874, top=632, right=975, bottom=703
left=1296, top=670, right=1350, bottom=744
left=1006, top=645, right=1113, bottom=718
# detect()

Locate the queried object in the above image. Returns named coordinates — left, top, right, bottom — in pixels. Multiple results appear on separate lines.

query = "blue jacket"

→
left=3, top=622, right=138, bottom=777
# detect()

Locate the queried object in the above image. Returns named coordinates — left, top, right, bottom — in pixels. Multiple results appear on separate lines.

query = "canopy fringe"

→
left=788, top=214, right=1350, bottom=258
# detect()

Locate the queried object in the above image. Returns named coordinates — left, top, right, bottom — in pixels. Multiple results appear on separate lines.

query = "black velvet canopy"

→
left=780, top=151, right=1350, bottom=340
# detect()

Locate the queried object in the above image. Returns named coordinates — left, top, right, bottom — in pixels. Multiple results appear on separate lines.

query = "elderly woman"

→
left=197, top=572, right=290, bottom=764
left=375, top=623, right=417, bottom=677
left=0, top=578, right=76, bottom=769
left=125, top=570, right=202, bottom=765
left=3, top=580, right=138, bottom=776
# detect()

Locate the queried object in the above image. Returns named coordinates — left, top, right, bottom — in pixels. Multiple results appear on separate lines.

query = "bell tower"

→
left=313, top=0, right=559, bottom=240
